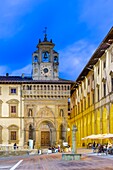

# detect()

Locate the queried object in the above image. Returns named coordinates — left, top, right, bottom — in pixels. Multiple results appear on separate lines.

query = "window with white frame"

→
left=9, top=87, right=18, bottom=95
left=97, top=85, right=100, bottom=102
left=103, top=82, right=106, bottom=97
left=92, top=91, right=95, bottom=104
left=7, top=99, right=19, bottom=117
left=88, top=79, right=90, bottom=86
left=84, top=98, right=86, bottom=110
left=103, top=60, right=106, bottom=69
left=8, top=125, right=19, bottom=143
left=10, top=104, right=17, bottom=117
left=92, top=74, right=94, bottom=81
left=11, top=106, right=16, bottom=113
left=11, top=131, right=16, bottom=140
left=98, top=67, right=99, bottom=75
left=88, top=93, right=90, bottom=107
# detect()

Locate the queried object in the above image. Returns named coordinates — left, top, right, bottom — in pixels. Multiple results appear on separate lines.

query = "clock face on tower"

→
left=43, top=68, right=48, bottom=73
left=40, top=65, right=52, bottom=77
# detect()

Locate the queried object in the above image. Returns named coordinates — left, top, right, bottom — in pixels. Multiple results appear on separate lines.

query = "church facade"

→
left=0, top=33, right=73, bottom=148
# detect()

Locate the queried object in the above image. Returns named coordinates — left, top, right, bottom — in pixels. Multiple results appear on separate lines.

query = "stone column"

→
left=106, top=103, right=111, bottom=133
left=35, top=130, right=40, bottom=148
left=72, top=125, right=78, bottom=153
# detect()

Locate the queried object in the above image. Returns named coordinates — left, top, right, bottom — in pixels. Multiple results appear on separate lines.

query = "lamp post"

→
left=72, top=124, right=78, bottom=153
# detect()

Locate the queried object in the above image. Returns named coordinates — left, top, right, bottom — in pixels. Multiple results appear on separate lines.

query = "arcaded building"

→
left=0, top=33, right=73, bottom=148
left=70, top=27, right=113, bottom=147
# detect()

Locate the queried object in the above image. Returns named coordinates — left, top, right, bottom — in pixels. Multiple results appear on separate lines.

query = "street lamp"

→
left=72, top=124, right=78, bottom=153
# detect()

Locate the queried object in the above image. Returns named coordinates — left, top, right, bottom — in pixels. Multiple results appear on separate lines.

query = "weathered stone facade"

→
left=0, top=33, right=73, bottom=148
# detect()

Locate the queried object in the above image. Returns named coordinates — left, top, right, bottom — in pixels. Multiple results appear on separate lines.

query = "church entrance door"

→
left=41, top=131, right=50, bottom=146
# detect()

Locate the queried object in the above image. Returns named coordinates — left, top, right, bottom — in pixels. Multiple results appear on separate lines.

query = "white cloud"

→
left=11, top=64, right=32, bottom=76
left=59, top=40, right=96, bottom=80
left=0, top=40, right=96, bottom=80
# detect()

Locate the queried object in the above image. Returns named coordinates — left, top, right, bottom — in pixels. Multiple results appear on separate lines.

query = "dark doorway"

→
left=41, top=131, right=50, bottom=146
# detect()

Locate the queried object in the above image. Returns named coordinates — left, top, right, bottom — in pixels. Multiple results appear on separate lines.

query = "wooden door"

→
left=41, top=131, right=50, bottom=146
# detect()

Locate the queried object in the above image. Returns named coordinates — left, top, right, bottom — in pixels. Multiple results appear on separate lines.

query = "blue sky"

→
left=0, top=0, right=113, bottom=81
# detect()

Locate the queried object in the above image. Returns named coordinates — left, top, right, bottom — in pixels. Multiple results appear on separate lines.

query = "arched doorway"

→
left=39, top=120, right=56, bottom=147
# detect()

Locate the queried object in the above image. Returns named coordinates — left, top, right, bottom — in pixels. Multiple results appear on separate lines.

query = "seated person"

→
left=98, top=144, right=104, bottom=153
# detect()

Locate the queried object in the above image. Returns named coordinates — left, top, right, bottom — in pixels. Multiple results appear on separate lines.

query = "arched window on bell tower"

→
left=54, top=56, right=58, bottom=63
left=34, top=55, right=38, bottom=63
left=42, top=51, right=50, bottom=62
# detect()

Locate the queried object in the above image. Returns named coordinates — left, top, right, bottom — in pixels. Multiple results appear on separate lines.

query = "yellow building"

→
left=0, top=32, right=73, bottom=149
left=70, top=27, right=113, bottom=147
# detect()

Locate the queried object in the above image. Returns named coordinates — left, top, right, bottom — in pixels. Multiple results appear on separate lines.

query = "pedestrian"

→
left=93, top=141, right=96, bottom=148
left=92, top=141, right=96, bottom=152
left=13, top=143, right=17, bottom=150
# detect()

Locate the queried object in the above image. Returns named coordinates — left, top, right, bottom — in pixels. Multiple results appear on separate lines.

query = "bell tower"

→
left=32, top=28, right=59, bottom=80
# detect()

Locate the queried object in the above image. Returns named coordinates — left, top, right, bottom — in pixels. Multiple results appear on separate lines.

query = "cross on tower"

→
left=43, top=27, right=47, bottom=41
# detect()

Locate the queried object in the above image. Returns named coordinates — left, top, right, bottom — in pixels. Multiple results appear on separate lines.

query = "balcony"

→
left=22, top=90, right=70, bottom=98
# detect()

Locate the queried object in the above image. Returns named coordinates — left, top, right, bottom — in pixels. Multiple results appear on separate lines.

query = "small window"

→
left=11, top=131, right=16, bottom=140
left=54, top=56, right=58, bottom=63
left=34, top=56, right=38, bottom=62
left=111, top=78, right=113, bottom=92
left=42, top=51, right=50, bottom=62
left=103, top=83, right=106, bottom=97
left=92, top=91, right=95, bottom=104
left=11, top=106, right=16, bottom=113
left=9, top=87, right=17, bottom=95
left=103, top=61, right=106, bottom=69
left=11, top=88, right=16, bottom=93
left=97, top=87, right=99, bottom=102
left=98, top=67, right=99, bottom=75
left=88, top=94, right=90, bottom=107
left=78, top=89, right=79, bottom=96
left=92, top=74, right=94, bottom=81
left=84, top=98, right=86, bottom=110
left=88, top=79, right=90, bottom=86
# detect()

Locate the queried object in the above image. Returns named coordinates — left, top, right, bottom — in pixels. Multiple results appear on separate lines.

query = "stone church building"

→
left=0, top=32, right=73, bottom=148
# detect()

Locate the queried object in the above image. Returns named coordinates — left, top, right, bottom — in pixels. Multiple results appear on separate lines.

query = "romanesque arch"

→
left=36, top=119, right=56, bottom=147
left=37, top=106, right=54, bottom=118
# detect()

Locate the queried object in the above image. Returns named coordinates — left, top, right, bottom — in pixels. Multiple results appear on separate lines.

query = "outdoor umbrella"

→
left=82, top=134, right=104, bottom=140
left=103, top=133, right=113, bottom=139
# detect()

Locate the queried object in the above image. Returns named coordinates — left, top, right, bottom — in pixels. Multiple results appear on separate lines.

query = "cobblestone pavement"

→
left=0, top=149, right=113, bottom=170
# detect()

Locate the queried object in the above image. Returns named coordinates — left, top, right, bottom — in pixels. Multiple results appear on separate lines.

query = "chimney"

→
left=21, top=73, right=24, bottom=78
left=6, top=73, right=9, bottom=77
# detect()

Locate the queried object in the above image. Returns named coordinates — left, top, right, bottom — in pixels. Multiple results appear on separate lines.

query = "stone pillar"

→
left=35, top=130, right=40, bottom=148
left=72, top=125, right=78, bottom=153
left=100, top=107, right=103, bottom=134
left=56, top=129, right=59, bottom=142
left=106, top=103, right=111, bottom=133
